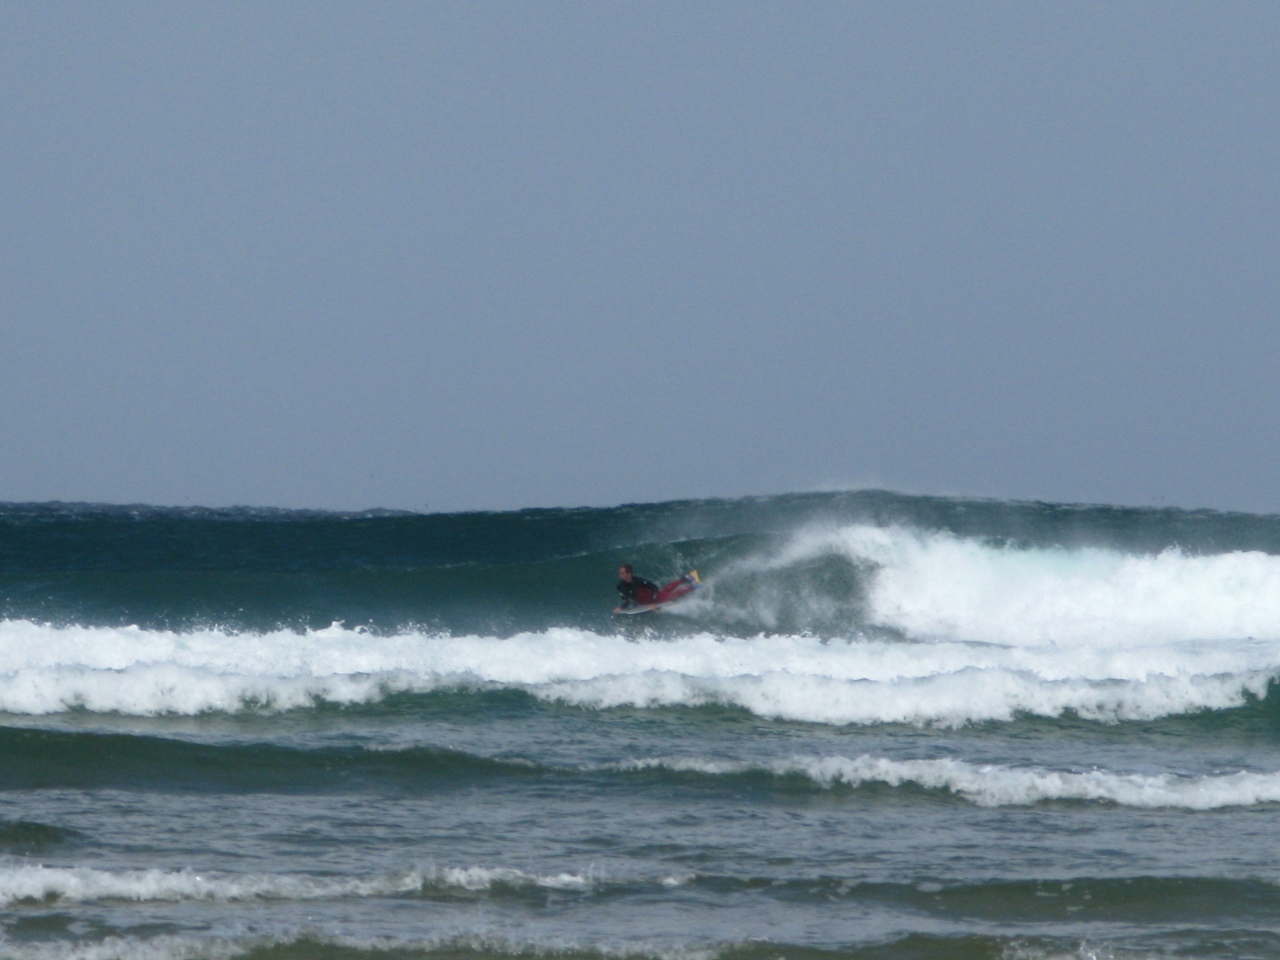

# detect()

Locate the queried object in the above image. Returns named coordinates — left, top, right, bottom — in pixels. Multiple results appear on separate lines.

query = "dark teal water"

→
left=3, top=490, right=1280, bottom=959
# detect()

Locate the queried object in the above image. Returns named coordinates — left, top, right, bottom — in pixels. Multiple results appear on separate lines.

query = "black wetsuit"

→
left=617, top=576, right=659, bottom=609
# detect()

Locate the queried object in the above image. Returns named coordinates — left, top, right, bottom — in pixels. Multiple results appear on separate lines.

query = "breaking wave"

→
left=707, top=523, right=1280, bottom=644
left=0, top=616, right=1276, bottom=726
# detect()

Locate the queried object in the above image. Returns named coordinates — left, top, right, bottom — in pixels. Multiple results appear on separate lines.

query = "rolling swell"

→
left=3, top=869, right=1278, bottom=960
left=4, top=864, right=1277, bottom=920
left=0, top=727, right=540, bottom=793
left=4, top=726, right=1279, bottom=809
left=0, top=818, right=81, bottom=854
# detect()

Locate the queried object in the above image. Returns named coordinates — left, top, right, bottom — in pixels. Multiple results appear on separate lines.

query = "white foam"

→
left=433, top=865, right=596, bottom=891
left=620, top=755, right=1280, bottom=809
left=0, top=862, right=595, bottom=908
left=0, top=933, right=719, bottom=960
left=745, top=524, right=1280, bottom=646
left=0, top=934, right=246, bottom=960
left=540, top=665, right=1276, bottom=726
left=1, top=619, right=1278, bottom=725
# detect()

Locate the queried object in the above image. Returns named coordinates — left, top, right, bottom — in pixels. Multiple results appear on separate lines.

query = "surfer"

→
left=616, top=564, right=660, bottom=611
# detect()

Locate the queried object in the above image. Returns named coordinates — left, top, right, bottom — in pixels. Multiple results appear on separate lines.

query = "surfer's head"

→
left=619, top=564, right=633, bottom=582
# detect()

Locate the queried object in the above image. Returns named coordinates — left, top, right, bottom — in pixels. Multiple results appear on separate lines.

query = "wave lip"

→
left=618, top=754, right=1280, bottom=809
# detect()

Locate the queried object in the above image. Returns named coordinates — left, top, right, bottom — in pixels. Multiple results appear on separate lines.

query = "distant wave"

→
left=0, top=619, right=1276, bottom=725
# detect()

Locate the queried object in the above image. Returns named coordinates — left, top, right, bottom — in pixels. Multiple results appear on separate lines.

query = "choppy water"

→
left=3, top=490, right=1280, bottom=959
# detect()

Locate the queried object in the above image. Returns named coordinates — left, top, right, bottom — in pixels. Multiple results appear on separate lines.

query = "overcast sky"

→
left=2, top=2, right=1277, bottom=513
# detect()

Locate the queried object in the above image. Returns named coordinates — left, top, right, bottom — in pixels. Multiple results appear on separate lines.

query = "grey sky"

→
left=2, top=2, right=1277, bottom=513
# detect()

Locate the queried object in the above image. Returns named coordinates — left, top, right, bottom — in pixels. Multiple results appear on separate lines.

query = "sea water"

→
left=2, top=490, right=1280, bottom=959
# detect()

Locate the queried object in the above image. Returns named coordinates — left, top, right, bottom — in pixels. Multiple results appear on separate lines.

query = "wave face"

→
left=5, top=491, right=1280, bottom=959
left=4, top=491, right=1279, bottom=637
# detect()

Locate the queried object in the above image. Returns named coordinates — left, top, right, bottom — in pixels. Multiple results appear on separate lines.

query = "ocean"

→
left=3, top=489, right=1280, bottom=960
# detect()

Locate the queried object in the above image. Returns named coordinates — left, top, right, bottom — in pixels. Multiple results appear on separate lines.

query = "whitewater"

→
left=0, top=620, right=1276, bottom=725
left=3, top=491, right=1280, bottom=960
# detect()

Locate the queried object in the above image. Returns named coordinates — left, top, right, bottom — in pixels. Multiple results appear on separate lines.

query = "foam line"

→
left=619, top=755, right=1280, bottom=809
left=539, top=667, right=1276, bottom=726
left=0, top=863, right=594, bottom=908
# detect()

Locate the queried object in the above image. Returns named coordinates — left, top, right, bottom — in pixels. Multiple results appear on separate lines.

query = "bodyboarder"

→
left=615, top=564, right=660, bottom=612
left=614, top=564, right=701, bottom=614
